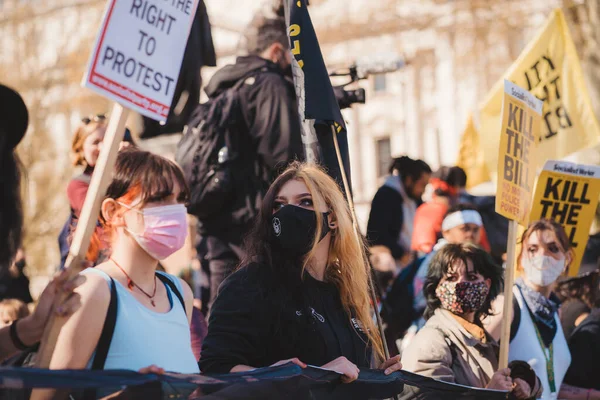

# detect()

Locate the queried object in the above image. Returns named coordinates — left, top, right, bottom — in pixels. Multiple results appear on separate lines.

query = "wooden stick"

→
left=498, top=219, right=518, bottom=369
left=330, top=125, right=391, bottom=361
left=35, top=103, right=130, bottom=369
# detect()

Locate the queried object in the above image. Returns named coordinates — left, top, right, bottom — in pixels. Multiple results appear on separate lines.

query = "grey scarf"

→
left=516, top=278, right=558, bottom=346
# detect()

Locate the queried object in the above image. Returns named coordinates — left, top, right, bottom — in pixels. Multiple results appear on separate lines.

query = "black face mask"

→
left=271, top=205, right=330, bottom=256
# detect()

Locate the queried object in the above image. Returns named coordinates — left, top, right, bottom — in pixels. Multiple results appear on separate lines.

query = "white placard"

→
left=83, top=0, right=198, bottom=121
left=542, top=160, right=600, bottom=178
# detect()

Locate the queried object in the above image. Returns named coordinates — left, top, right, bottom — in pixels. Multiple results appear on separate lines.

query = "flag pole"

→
left=330, top=124, right=391, bottom=361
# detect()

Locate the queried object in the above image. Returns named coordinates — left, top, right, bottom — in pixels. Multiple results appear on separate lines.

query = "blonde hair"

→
left=244, top=162, right=384, bottom=361
left=0, top=298, right=30, bottom=323
left=70, top=120, right=107, bottom=166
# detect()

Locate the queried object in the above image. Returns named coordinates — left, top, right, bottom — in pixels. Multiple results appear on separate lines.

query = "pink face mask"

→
left=119, top=203, right=188, bottom=260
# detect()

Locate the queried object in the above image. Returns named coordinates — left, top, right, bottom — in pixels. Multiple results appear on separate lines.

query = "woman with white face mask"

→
left=47, top=148, right=199, bottom=374
left=503, top=219, right=599, bottom=399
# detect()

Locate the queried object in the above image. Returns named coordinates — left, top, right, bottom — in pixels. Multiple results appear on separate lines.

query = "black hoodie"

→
left=199, top=56, right=304, bottom=240
left=205, top=55, right=303, bottom=172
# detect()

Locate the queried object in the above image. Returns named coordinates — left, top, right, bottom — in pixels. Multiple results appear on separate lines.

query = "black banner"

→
left=0, top=363, right=507, bottom=399
left=287, top=0, right=352, bottom=193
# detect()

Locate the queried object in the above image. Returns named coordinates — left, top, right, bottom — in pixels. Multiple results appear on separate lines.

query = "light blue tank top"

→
left=81, top=268, right=200, bottom=373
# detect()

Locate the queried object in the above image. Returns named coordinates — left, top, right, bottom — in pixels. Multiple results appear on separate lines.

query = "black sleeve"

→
left=199, top=266, right=271, bottom=374
left=564, top=325, right=600, bottom=389
left=509, top=296, right=520, bottom=342
left=249, top=74, right=304, bottom=170
left=366, top=187, right=405, bottom=259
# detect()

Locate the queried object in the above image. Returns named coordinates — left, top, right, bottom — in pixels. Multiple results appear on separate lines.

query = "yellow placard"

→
left=496, top=80, right=543, bottom=225
left=528, top=161, right=600, bottom=276
left=479, top=9, right=600, bottom=181
left=456, top=114, right=491, bottom=189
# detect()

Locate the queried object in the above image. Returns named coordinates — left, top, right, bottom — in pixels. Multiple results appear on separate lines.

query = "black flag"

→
left=287, top=0, right=352, bottom=193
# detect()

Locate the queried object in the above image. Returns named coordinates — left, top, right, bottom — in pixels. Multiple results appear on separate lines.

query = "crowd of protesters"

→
left=2, top=6, right=600, bottom=400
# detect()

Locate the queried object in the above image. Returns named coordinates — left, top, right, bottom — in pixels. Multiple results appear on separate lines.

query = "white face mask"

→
left=521, top=254, right=565, bottom=287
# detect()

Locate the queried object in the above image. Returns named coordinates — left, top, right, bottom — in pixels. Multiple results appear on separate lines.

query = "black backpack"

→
left=175, top=69, right=267, bottom=222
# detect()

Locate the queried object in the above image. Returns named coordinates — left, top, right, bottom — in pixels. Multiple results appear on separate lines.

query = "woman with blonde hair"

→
left=68, top=115, right=108, bottom=216
left=59, top=115, right=109, bottom=268
left=68, top=115, right=136, bottom=217
left=200, top=162, right=402, bottom=381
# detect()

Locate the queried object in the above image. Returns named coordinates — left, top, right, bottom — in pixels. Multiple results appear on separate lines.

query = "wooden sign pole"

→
left=498, top=219, right=518, bottom=369
left=35, top=103, right=130, bottom=369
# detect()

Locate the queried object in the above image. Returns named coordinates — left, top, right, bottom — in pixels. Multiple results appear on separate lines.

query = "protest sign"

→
left=479, top=9, right=600, bottom=180
left=83, top=0, right=198, bottom=121
left=529, top=160, right=600, bottom=276
left=496, top=80, right=543, bottom=226
left=496, top=80, right=543, bottom=370
left=456, top=114, right=490, bottom=189
left=36, top=1, right=198, bottom=375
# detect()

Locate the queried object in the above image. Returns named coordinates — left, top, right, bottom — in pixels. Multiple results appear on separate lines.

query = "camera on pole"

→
left=329, top=55, right=406, bottom=109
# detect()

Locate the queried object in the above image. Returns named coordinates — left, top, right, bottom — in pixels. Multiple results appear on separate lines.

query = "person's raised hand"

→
left=379, top=354, right=402, bottom=375
left=486, top=368, right=513, bottom=391
left=322, top=356, right=360, bottom=384
left=270, top=357, right=307, bottom=368
left=26, top=267, right=88, bottom=343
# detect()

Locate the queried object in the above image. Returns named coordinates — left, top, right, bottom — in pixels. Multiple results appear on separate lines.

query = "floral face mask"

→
left=435, top=281, right=489, bottom=315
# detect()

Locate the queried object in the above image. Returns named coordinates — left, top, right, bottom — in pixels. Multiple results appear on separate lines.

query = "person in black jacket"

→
left=367, top=156, right=431, bottom=288
left=197, top=15, right=304, bottom=311
left=563, top=308, right=600, bottom=391
left=558, top=256, right=600, bottom=391
left=200, top=162, right=402, bottom=382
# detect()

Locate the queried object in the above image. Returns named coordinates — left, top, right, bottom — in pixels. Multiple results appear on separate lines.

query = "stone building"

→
left=300, top=0, right=577, bottom=226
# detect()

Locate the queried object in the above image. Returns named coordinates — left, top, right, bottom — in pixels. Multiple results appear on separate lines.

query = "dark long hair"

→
left=0, top=85, right=27, bottom=272
left=0, top=149, right=23, bottom=271
left=424, top=243, right=503, bottom=322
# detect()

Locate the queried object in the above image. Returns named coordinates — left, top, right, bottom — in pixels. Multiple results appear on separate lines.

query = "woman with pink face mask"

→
left=48, top=148, right=199, bottom=373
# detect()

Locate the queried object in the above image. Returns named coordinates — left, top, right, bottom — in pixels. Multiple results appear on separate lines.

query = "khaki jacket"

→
left=402, top=308, right=499, bottom=388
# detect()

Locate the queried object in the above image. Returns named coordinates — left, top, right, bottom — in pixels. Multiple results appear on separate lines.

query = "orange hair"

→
left=85, top=148, right=189, bottom=263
